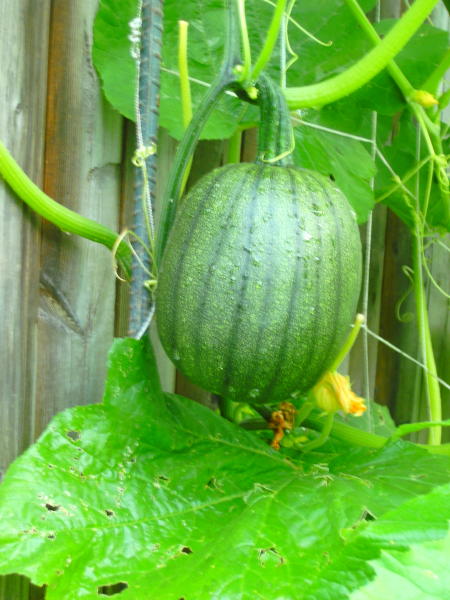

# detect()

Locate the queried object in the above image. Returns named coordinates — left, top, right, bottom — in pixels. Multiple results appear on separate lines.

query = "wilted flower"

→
left=312, top=371, right=366, bottom=416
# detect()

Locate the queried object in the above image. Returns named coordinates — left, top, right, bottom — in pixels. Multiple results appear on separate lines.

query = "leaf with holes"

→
left=348, top=483, right=450, bottom=599
left=1, top=339, right=450, bottom=599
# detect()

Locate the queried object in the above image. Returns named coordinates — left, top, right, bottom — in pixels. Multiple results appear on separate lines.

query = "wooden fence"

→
left=0, top=1, right=448, bottom=597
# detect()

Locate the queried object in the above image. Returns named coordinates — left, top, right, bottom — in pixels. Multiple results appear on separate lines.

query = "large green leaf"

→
left=160, top=0, right=378, bottom=139
left=375, top=113, right=450, bottom=233
left=1, top=339, right=450, bottom=599
left=349, top=21, right=449, bottom=116
left=92, top=0, right=138, bottom=121
left=93, top=0, right=378, bottom=136
left=350, top=484, right=450, bottom=599
left=293, top=116, right=376, bottom=223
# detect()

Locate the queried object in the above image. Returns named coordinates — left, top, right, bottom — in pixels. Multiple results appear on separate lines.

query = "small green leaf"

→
left=1, top=340, right=450, bottom=599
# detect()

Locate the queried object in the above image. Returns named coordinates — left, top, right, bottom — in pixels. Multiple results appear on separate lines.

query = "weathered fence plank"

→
left=0, top=3, right=51, bottom=598
left=34, top=0, right=124, bottom=434
left=1, top=1, right=124, bottom=596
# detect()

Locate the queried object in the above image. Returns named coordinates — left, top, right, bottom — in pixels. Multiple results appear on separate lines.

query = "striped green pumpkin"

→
left=156, top=162, right=362, bottom=404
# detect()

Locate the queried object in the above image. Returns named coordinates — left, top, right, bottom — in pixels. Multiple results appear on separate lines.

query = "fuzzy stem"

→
left=344, top=0, right=414, bottom=98
left=412, top=228, right=442, bottom=445
left=236, top=0, right=252, bottom=82
left=155, top=0, right=241, bottom=264
left=294, top=401, right=315, bottom=427
left=284, top=0, right=439, bottom=108
left=252, top=0, right=287, bottom=80
left=0, top=140, right=131, bottom=276
left=178, top=20, right=194, bottom=197
left=329, top=313, right=365, bottom=372
left=227, top=129, right=243, bottom=164
left=302, top=412, right=335, bottom=452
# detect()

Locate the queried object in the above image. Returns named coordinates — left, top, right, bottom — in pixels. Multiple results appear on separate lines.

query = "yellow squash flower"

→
left=312, top=371, right=366, bottom=416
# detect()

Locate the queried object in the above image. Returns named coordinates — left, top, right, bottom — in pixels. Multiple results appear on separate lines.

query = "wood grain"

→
left=34, top=0, right=124, bottom=434
left=0, top=2, right=51, bottom=597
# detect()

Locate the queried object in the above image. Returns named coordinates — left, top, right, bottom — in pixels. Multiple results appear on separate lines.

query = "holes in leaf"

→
left=206, top=477, right=222, bottom=491
left=258, top=546, right=285, bottom=567
left=181, top=546, right=193, bottom=555
left=67, top=430, right=80, bottom=441
left=97, top=582, right=128, bottom=596
left=329, top=174, right=335, bottom=181
left=104, top=509, right=115, bottom=518
left=363, top=510, right=376, bottom=522
left=47, top=533, right=56, bottom=540
left=45, top=503, right=60, bottom=512
left=154, top=474, right=170, bottom=487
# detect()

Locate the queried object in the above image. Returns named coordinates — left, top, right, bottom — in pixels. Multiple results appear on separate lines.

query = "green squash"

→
left=156, top=75, right=362, bottom=404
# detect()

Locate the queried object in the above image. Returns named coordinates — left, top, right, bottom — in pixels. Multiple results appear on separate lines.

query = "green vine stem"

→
left=155, top=0, right=241, bottom=265
left=236, top=0, right=252, bottom=82
left=0, top=141, right=132, bottom=276
left=227, top=129, right=243, bottom=164
left=412, top=224, right=442, bottom=445
left=284, top=0, right=439, bottom=108
left=178, top=19, right=194, bottom=197
left=301, top=412, right=335, bottom=452
left=423, top=48, right=450, bottom=96
left=329, top=313, right=365, bottom=372
left=251, top=0, right=287, bottom=80
left=240, top=412, right=450, bottom=455
left=345, top=0, right=446, bottom=444
left=344, top=0, right=449, bottom=221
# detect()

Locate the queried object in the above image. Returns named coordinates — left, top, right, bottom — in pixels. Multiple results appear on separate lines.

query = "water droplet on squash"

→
left=249, top=388, right=260, bottom=399
left=303, top=232, right=313, bottom=242
left=312, top=204, right=325, bottom=217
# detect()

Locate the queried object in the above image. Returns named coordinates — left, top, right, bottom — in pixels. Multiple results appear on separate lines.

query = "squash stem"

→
left=255, top=73, right=294, bottom=166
